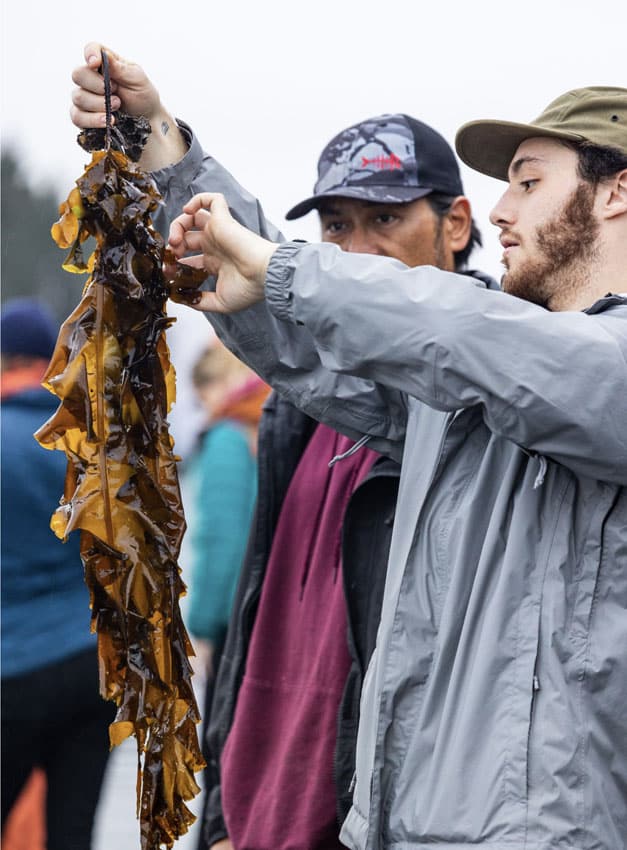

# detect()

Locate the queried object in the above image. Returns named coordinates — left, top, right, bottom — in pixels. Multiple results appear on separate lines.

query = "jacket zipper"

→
left=524, top=669, right=541, bottom=846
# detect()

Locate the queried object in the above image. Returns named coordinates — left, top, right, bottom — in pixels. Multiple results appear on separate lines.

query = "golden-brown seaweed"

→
left=37, top=134, right=205, bottom=848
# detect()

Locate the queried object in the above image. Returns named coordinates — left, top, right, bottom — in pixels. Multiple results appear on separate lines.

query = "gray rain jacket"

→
left=155, top=131, right=627, bottom=850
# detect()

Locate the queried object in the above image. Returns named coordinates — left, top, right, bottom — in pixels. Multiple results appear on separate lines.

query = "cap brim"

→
left=455, top=119, right=585, bottom=181
left=285, top=185, right=434, bottom=220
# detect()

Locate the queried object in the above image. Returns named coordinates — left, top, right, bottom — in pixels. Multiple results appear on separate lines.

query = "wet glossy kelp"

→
left=36, top=60, right=205, bottom=849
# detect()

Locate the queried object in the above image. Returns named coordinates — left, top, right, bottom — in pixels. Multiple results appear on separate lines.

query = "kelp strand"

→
left=36, top=52, right=206, bottom=849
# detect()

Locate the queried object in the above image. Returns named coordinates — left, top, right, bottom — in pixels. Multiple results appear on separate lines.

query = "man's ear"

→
left=601, top=168, right=627, bottom=220
left=444, top=196, right=472, bottom=253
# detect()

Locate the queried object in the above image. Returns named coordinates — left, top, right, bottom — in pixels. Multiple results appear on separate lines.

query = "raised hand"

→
left=70, top=43, right=186, bottom=170
left=167, top=193, right=278, bottom=313
left=70, top=43, right=160, bottom=128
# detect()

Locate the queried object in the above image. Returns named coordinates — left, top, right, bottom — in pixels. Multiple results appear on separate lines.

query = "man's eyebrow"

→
left=509, top=155, right=546, bottom=177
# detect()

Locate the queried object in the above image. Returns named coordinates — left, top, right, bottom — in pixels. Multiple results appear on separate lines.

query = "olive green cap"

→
left=455, top=86, right=627, bottom=181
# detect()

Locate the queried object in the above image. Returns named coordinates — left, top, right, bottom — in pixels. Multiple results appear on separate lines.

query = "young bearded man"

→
left=70, top=45, right=493, bottom=850
left=164, top=87, right=627, bottom=850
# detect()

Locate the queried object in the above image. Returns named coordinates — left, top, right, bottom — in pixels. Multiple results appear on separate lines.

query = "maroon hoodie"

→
left=221, top=423, right=378, bottom=850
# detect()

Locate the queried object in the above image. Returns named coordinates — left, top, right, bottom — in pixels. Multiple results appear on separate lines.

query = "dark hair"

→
left=562, top=140, right=627, bottom=185
left=426, top=193, right=482, bottom=270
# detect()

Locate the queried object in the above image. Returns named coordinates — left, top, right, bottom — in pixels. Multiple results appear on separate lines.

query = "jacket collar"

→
left=463, top=268, right=501, bottom=291
left=585, top=292, right=627, bottom=315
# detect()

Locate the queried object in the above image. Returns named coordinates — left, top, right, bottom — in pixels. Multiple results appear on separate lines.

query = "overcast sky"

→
left=2, top=0, right=624, bottom=450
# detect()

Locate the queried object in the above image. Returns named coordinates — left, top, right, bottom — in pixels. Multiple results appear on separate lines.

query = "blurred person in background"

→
left=1, top=297, right=114, bottom=850
left=184, top=342, right=269, bottom=821
left=185, top=341, right=269, bottom=686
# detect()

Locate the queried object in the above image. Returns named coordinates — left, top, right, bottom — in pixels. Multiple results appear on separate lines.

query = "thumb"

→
left=83, top=43, right=143, bottom=88
left=84, top=42, right=122, bottom=69
left=84, top=41, right=105, bottom=68
left=191, top=290, right=233, bottom=314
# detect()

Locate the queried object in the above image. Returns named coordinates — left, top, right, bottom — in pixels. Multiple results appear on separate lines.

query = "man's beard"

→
left=502, top=182, right=600, bottom=309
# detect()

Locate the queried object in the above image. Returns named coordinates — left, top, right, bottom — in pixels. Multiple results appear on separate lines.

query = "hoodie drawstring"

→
left=328, top=434, right=372, bottom=468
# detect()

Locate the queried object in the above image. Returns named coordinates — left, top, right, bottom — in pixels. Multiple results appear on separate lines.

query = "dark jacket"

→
left=201, top=391, right=400, bottom=848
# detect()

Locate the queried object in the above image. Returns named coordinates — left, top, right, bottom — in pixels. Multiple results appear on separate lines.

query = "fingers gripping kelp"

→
left=35, top=51, right=206, bottom=849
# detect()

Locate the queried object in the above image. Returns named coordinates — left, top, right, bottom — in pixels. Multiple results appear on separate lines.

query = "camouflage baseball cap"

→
left=455, top=86, right=627, bottom=181
left=285, top=113, right=464, bottom=220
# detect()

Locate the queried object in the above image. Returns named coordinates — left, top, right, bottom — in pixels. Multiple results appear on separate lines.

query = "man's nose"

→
left=345, top=228, right=379, bottom=254
left=489, top=190, right=515, bottom=228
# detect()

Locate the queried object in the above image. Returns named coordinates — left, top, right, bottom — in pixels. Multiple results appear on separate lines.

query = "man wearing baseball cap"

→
left=199, top=114, right=495, bottom=850
left=163, top=85, right=627, bottom=850
left=283, top=113, right=481, bottom=273
left=200, top=112, right=494, bottom=850
left=71, top=46, right=494, bottom=850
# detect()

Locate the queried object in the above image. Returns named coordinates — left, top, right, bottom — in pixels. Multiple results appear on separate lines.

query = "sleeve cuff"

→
left=151, top=119, right=204, bottom=192
left=265, top=241, right=307, bottom=322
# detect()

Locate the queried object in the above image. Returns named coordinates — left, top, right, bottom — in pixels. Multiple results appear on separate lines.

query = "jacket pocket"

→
left=569, top=486, right=618, bottom=649
left=524, top=482, right=620, bottom=847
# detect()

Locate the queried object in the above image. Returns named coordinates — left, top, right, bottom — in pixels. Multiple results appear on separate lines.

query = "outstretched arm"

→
left=168, top=193, right=627, bottom=485
left=70, top=55, right=408, bottom=457
left=70, top=43, right=284, bottom=245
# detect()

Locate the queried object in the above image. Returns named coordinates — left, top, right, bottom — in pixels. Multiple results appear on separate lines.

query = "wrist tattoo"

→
left=161, top=121, right=169, bottom=136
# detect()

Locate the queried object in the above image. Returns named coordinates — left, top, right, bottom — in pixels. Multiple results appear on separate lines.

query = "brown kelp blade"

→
left=37, top=94, right=205, bottom=848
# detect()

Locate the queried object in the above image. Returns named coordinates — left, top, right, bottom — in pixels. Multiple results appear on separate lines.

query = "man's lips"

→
left=500, top=234, right=520, bottom=250
left=500, top=234, right=520, bottom=266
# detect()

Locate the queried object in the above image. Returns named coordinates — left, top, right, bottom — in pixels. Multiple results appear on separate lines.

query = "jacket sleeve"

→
left=152, top=125, right=409, bottom=463
left=151, top=121, right=284, bottom=244
left=261, top=241, right=627, bottom=485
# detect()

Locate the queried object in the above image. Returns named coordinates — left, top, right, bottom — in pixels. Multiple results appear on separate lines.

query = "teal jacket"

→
left=185, top=421, right=257, bottom=643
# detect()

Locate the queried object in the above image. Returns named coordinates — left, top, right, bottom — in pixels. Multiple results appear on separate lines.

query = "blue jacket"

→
left=1, top=386, right=93, bottom=677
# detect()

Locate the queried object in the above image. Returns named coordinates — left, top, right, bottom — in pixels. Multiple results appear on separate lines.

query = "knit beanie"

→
left=1, top=298, right=58, bottom=360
